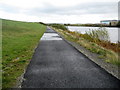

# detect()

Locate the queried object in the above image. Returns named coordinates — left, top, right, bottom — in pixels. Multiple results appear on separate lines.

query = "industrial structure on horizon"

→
left=100, top=20, right=119, bottom=26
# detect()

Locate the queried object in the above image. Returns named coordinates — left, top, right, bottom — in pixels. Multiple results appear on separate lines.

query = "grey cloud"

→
left=0, top=3, right=20, bottom=13
left=26, top=2, right=117, bottom=16
left=0, top=2, right=117, bottom=16
left=79, top=2, right=117, bottom=14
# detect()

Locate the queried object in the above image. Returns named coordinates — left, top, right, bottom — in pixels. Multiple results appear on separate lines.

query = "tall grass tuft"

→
left=86, top=27, right=110, bottom=43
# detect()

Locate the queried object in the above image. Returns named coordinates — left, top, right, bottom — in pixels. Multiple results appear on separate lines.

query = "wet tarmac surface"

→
left=41, top=33, right=62, bottom=40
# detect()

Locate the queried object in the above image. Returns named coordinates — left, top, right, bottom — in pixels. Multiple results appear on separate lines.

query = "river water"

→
left=68, top=26, right=119, bottom=43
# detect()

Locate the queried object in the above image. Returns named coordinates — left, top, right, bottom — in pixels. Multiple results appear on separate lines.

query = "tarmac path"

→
left=21, top=27, right=120, bottom=88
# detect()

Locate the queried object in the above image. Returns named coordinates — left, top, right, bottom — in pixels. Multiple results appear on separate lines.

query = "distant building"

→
left=100, top=20, right=119, bottom=26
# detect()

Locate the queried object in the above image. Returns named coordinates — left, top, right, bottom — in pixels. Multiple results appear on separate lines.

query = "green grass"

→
left=2, top=19, right=46, bottom=88
left=52, top=27, right=120, bottom=66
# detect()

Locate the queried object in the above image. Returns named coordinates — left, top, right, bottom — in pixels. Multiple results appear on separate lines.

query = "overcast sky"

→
left=0, top=0, right=119, bottom=23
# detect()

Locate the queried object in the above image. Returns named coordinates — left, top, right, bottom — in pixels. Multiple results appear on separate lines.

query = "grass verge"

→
left=52, top=27, right=120, bottom=66
left=2, top=19, right=46, bottom=88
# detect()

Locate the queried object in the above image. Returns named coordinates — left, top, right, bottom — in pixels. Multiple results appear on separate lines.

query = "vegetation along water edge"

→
left=50, top=24, right=120, bottom=79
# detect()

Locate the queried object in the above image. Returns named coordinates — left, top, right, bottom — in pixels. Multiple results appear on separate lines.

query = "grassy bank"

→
left=2, top=19, right=46, bottom=88
left=51, top=27, right=120, bottom=66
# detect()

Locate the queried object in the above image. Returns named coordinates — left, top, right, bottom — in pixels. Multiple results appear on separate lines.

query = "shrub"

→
left=49, top=24, right=68, bottom=30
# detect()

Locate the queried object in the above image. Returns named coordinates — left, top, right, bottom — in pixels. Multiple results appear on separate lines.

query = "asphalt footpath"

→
left=21, top=27, right=120, bottom=88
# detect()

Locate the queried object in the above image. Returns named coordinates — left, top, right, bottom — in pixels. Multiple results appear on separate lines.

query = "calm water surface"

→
left=68, top=26, right=119, bottom=43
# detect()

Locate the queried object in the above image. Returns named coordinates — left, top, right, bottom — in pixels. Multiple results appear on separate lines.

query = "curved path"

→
left=22, top=27, right=120, bottom=88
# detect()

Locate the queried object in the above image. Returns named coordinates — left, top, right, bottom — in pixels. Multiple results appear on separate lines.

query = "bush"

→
left=49, top=24, right=68, bottom=30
